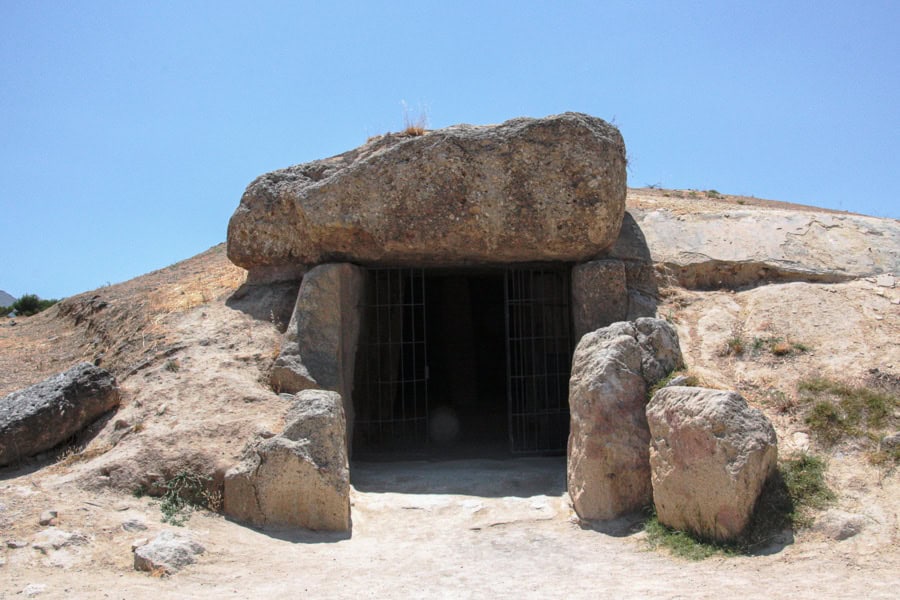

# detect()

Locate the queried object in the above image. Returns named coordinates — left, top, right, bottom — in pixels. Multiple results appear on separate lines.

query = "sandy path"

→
left=2, top=458, right=896, bottom=599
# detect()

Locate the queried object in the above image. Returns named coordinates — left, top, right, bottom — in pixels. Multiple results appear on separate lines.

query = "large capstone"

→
left=227, top=113, right=626, bottom=279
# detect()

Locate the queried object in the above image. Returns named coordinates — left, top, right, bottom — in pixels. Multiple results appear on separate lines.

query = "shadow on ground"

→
left=350, top=456, right=567, bottom=498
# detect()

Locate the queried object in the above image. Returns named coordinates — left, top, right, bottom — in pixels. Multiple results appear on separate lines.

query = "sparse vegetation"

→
left=644, top=515, right=729, bottom=560
left=705, top=189, right=723, bottom=199
left=647, top=370, right=700, bottom=401
left=724, top=335, right=745, bottom=356
left=799, top=377, right=897, bottom=455
left=401, top=100, right=428, bottom=136
left=645, top=452, right=834, bottom=559
left=158, top=470, right=220, bottom=526
left=762, top=388, right=796, bottom=414
left=752, top=336, right=810, bottom=357
left=724, top=332, right=810, bottom=359
left=164, top=358, right=181, bottom=373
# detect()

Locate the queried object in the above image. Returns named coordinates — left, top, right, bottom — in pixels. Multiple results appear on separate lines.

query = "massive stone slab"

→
left=0, top=363, right=120, bottom=466
left=269, top=263, right=364, bottom=438
left=224, top=390, right=350, bottom=531
left=567, top=318, right=682, bottom=521
left=646, top=386, right=777, bottom=542
left=228, top=113, right=626, bottom=278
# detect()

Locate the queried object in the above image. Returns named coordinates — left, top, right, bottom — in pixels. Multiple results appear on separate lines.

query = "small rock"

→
left=880, top=432, right=900, bottom=450
left=39, top=510, right=58, bottom=526
left=792, top=431, right=811, bottom=452
left=131, top=537, right=149, bottom=552
left=114, top=419, right=131, bottom=430
left=7, top=539, right=29, bottom=548
left=665, top=375, right=693, bottom=387
left=133, top=531, right=204, bottom=574
left=122, top=518, right=147, bottom=532
left=32, top=529, right=87, bottom=552
left=874, top=274, right=895, bottom=288
left=23, top=583, right=47, bottom=597
left=814, top=510, right=866, bottom=541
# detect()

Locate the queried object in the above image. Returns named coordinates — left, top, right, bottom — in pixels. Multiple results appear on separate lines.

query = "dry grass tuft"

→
left=400, top=100, right=428, bottom=137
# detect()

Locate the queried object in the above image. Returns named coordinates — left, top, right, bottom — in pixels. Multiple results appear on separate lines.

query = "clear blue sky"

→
left=2, top=1, right=898, bottom=300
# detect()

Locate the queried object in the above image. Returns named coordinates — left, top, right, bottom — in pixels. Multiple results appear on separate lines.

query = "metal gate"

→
left=505, top=267, right=573, bottom=454
left=352, top=268, right=429, bottom=452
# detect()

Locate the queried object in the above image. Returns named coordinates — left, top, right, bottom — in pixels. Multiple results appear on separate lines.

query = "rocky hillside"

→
left=0, top=188, right=897, bottom=598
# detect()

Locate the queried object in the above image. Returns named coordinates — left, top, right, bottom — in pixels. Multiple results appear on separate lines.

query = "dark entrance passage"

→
left=424, top=271, right=508, bottom=455
left=352, top=267, right=573, bottom=459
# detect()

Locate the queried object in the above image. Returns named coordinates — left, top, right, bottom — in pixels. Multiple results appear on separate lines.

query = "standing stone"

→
left=269, top=263, right=363, bottom=435
left=571, top=259, right=628, bottom=339
left=567, top=318, right=682, bottom=521
left=608, top=212, right=660, bottom=320
left=0, top=363, right=119, bottom=466
left=646, top=387, right=778, bottom=542
left=224, top=390, right=350, bottom=531
left=227, top=113, right=627, bottom=278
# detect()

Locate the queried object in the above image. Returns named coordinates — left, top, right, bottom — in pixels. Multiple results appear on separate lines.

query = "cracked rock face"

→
left=630, top=207, right=900, bottom=289
left=223, top=389, right=350, bottom=531
left=567, top=318, right=682, bottom=521
left=227, top=112, right=626, bottom=279
left=646, top=387, right=777, bottom=542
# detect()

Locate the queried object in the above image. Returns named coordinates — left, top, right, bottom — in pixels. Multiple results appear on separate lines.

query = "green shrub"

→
left=157, top=470, right=218, bottom=526
left=10, top=293, right=58, bottom=316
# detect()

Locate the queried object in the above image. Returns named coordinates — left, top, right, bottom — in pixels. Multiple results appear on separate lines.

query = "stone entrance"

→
left=352, top=266, right=573, bottom=459
left=223, top=113, right=648, bottom=531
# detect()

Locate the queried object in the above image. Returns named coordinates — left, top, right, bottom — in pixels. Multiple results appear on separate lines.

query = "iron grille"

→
left=353, top=268, right=428, bottom=453
left=505, top=267, right=573, bottom=454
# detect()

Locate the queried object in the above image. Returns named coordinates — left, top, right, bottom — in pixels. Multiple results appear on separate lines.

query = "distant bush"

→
left=9, top=293, right=59, bottom=317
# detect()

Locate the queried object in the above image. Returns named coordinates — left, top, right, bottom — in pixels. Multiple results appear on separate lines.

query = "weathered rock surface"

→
left=571, top=259, right=628, bottom=338
left=608, top=212, right=659, bottom=319
left=32, top=528, right=88, bottom=553
left=567, top=318, right=682, bottom=521
left=627, top=191, right=900, bottom=288
left=0, top=363, right=119, bottom=466
left=228, top=113, right=626, bottom=277
left=270, top=263, right=363, bottom=438
left=133, top=531, right=205, bottom=574
left=224, top=390, right=350, bottom=531
left=646, top=386, right=777, bottom=541
left=813, top=509, right=866, bottom=541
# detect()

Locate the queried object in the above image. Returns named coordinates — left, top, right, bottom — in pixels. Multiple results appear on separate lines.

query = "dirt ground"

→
left=1, top=192, right=898, bottom=598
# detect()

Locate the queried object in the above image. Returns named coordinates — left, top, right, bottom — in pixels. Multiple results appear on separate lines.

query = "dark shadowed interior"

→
left=352, top=267, right=571, bottom=460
